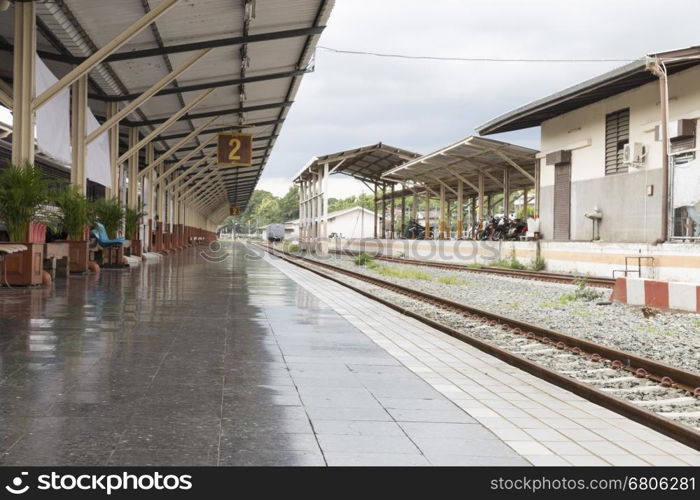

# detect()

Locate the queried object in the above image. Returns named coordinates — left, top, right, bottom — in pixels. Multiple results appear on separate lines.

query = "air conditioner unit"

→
left=623, top=142, right=646, bottom=166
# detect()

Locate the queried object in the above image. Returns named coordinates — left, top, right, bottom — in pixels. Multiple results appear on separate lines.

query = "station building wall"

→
left=538, top=64, right=700, bottom=243
left=336, top=239, right=700, bottom=283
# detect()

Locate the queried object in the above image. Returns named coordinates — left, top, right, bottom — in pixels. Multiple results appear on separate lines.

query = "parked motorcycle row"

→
left=471, top=216, right=528, bottom=241
left=402, top=217, right=527, bottom=240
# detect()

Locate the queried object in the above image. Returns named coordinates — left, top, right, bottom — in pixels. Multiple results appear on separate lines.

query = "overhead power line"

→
left=317, top=46, right=637, bottom=63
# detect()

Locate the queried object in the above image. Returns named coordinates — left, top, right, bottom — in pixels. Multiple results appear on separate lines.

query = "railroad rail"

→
left=255, top=243, right=700, bottom=451
left=330, top=249, right=616, bottom=288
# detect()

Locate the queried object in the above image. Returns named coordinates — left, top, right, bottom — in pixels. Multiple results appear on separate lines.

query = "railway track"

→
left=331, top=249, right=616, bottom=288
left=255, top=243, right=700, bottom=451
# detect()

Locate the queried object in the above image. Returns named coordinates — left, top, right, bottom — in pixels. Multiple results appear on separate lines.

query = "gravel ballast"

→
left=305, top=253, right=700, bottom=374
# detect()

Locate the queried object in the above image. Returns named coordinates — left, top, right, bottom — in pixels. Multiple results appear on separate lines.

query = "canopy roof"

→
left=294, top=143, right=420, bottom=184
left=383, top=136, right=537, bottom=199
left=477, top=46, right=700, bottom=136
left=0, top=0, right=334, bottom=212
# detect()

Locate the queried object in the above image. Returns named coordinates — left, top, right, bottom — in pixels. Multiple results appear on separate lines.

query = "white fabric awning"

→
left=35, top=55, right=71, bottom=164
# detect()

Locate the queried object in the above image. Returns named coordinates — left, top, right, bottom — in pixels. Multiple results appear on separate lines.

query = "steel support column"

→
left=127, top=128, right=139, bottom=208
left=400, top=187, right=406, bottom=239
left=12, top=0, right=36, bottom=165
left=439, top=184, right=446, bottom=240
left=424, top=191, right=431, bottom=240
left=390, top=184, right=395, bottom=239
left=503, top=167, right=510, bottom=218
left=106, top=102, right=120, bottom=198
left=70, top=75, right=88, bottom=192
left=373, top=182, right=378, bottom=238
left=457, top=179, right=464, bottom=238
left=322, top=163, right=329, bottom=239
left=477, top=172, right=485, bottom=224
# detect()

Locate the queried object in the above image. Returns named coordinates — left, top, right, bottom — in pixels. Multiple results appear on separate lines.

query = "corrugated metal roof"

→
left=294, top=143, right=420, bottom=184
left=383, top=136, right=537, bottom=198
left=477, top=46, right=700, bottom=136
left=0, top=0, right=334, bottom=214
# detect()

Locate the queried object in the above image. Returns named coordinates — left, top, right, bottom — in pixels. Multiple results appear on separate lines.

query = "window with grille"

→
left=605, top=108, right=630, bottom=175
left=671, top=135, right=696, bottom=165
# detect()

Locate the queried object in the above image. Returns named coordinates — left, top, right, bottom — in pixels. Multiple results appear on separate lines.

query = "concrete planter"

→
left=1, top=243, right=44, bottom=285
left=27, top=221, right=47, bottom=244
left=127, top=239, right=142, bottom=257
left=68, top=240, right=89, bottom=273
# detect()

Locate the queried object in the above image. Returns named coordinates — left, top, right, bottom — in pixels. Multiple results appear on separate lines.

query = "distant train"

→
left=265, top=223, right=285, bottom=242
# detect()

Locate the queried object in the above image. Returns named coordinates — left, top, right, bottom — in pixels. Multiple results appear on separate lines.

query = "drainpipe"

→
left=646, top=57, right=669, bottom=245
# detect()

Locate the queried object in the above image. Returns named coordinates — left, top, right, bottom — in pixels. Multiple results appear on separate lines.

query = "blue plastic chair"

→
left=91, top=222, right=125, bottom=247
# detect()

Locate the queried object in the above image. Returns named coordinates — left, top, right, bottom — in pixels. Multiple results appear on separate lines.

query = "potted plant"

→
left=92, top=197, right=124, bottom=239
left=91, top=197, right=125, bottom=267
left=49, top=185, right=92, bottom=273
left=0, top=161, right=49, bottom=285
left=123, top=206, right=146, bottom=257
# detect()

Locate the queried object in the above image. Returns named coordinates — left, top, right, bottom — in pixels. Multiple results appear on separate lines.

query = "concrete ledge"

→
left=333, top=239, right=700, bottom=282
left=611, top=277, right=700, bottom=312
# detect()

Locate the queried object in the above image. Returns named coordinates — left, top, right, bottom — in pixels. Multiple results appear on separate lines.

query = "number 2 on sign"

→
left=228, top=138, right=241, bottom=161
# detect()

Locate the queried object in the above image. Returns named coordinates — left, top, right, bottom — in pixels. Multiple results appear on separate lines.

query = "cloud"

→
left=262, top=0, right=700, bottom=190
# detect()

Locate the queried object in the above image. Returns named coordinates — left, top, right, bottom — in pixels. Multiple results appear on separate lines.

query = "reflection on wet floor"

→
left=0, top=242, right=524, bottom=466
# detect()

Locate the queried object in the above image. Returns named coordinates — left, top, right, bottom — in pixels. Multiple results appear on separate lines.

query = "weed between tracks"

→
left=354, top=253, right=462, bottom=284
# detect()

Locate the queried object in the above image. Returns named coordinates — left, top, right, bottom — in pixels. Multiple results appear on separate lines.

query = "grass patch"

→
left=354, top=252, right=375, bottom=266
left=557, top=293, right=576, bottom=305
left=373, top=265, right=431, bottom=280
left=555, top=278, right=603, bottom=305
left=489, top=247, right=526, bottom=270
left=467, top=263, right=484, bottom=269
left=530, top=255, right=546, bottom=271
left=284, top=242, right=301, bottom=253
left=437, top=275, right=469, bottom=286
left=490, top=258, right=526, bottom=270
left=572, top=278, right=603, bottom=301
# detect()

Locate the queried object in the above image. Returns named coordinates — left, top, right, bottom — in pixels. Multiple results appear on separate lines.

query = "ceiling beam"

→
left=92, top=70, right=308, bottom=102
left=126, top=100, right=292, bottom=127
left=158, top=119, right=283, bottom=141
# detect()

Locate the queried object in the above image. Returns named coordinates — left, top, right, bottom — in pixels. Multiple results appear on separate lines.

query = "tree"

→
left=279, top=185, right=299, bottom=221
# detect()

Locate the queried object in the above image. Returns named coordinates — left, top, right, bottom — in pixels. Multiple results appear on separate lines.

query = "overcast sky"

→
left=260, top=0, right=700, bottom=198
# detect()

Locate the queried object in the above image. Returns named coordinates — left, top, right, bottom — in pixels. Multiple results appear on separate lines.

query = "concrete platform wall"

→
left=332, top=239, right=700, bottom=282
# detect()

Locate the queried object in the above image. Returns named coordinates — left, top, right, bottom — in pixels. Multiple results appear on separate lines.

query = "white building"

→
left=286, top=206, right=377, bottom=240
left=478, top=46, right=700, bottom=244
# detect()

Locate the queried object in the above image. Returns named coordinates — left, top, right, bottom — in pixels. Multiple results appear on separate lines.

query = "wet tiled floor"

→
left=0, top=242, right=525, bottom=466
left=266, top=248, right=700, bottom=466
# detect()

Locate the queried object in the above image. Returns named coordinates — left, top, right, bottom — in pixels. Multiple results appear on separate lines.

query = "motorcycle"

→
left=404, top=219, right=435, bottom=240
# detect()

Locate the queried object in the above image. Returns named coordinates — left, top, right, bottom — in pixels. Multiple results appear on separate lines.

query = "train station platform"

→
left=0, top=242, right=697, bottom=466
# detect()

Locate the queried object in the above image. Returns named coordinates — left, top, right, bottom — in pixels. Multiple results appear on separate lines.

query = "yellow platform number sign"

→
left=229, top=205, right=240, bottom=217
left=218, top=132, right=253, bottom=166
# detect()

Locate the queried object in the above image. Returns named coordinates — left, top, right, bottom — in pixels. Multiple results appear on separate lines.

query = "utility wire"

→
left=317, top=46, right=638, bottom=63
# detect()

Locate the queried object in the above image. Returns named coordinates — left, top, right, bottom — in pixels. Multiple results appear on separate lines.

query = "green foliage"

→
left=278, top=185, right=300, bottom=221
left=92, top=197, right=124, bottom=239
left=557, top=293, right=576, bottom=305
left=516, top=205, right=535, bottom=219
left=231, top=187, right=373, bottom=232
left=50, top=185, right=92, bottom=241
left=437, top=275, right=468, bottom=286
left=530, top=255, right=546, bottom=271
left=354, top=252, right=375, bottom=266
left=285, top=243, right=301, bottom=253
left=328, top=193, right=374, bottom=213
left=467, top=263, right=484, bottom=269
left=124, top=206, right=146, bottom=240
left=572, top=278, right=603, bottom=301
left=0, top=161, right=50, bottom=242
left=490, top=248, right=526, bottom=270
left=372, top=265, right=431, bottom=280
